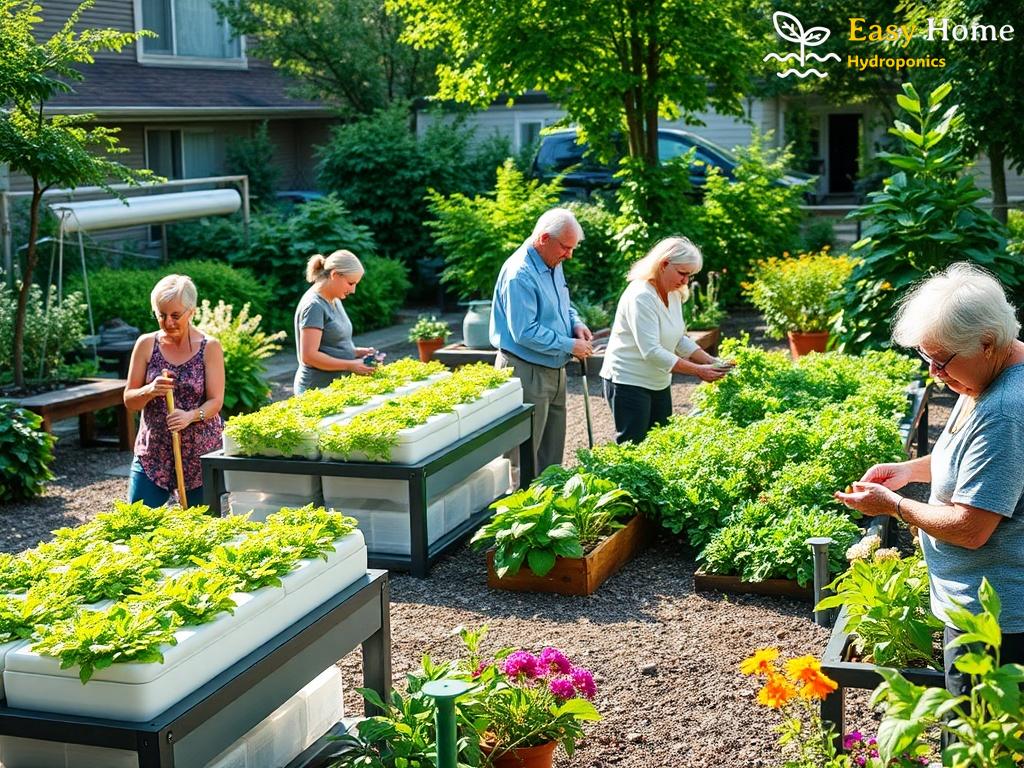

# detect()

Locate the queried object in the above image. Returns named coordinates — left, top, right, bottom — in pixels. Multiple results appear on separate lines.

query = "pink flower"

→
left=570, top=667, right=596, bottom=699
left=502, top=651, right=539, bottom=679
left=538, top=647, right=572, bottom=675
left=548, top=677, right=576, bottom=700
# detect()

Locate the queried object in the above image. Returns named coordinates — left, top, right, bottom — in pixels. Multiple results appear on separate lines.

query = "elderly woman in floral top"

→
left=124, top=274, right=224, bottom=507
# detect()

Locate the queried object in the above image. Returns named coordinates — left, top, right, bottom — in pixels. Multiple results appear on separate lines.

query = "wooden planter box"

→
left=486, top=515, right=649, bottom=596
left=820, top=604, right=944, bottom=739
left=693, top=570, right=813, bottom=601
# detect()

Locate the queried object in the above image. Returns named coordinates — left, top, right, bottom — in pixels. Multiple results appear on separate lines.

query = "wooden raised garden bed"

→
left=820, top=603, right=944, bottom=738
left=486, top=515, right=650, bottom=596
left=693, top=570, right=813, bottom=601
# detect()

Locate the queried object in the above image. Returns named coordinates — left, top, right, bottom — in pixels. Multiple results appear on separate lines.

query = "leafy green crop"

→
left=59, top=545, right=163, bottom=604
left=224, top=401, right=318, bottom=456
left=91, top=499, right=173, bottom=542
left=32, top=603, right=182, bottom=683
left=198, top=539, right=302, bottom=591
left=135, top=570, right=241, bottom=626
left=129, top=515, right=249, bottom=568
left=533, top=472, right=636, bottom=551
left=0, top=587, right=78, bottom=644
left=265, top=504, right=358, bottom=540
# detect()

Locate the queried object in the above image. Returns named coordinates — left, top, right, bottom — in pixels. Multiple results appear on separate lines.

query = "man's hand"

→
left=573, top=323, right=593, bottom=342
left=571, top=338, right=594, bottom=359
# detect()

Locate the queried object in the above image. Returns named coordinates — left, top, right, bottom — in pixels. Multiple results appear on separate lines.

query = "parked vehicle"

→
left=531, top=128, right=817, bottom=202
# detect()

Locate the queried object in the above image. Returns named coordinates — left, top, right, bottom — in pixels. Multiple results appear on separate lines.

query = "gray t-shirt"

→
left=293, top=287, right=356, bottom=393
left=924, top=362, right=1024, bottom=631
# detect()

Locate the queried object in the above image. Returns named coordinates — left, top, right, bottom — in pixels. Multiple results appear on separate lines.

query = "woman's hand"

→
left=166, top=408, right=195, bottom=433
left=355, top=346, right=376, bottom=358
left=858, top=462, right=915, bottom=490
left=695, top=364, right=728, bottom=382
left=347, top=359, right=376, bottom=376
left=834, top=481, right=901, bottom=518
left=148, top=372, right=175, bottom=398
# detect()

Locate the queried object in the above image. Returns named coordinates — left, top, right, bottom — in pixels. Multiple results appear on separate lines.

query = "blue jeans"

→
left=127, top=457, right=204, bottom=508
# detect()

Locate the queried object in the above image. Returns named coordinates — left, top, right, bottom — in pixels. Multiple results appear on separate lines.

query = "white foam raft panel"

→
left=227, top=491, right=325, bottom=522
left=222, top=430, right=321, bottom=461
left=0, top=666, right=344, bottom=768
left=3, top=533, right=366, bottom=722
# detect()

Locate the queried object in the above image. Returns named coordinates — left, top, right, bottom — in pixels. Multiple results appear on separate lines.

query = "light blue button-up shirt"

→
left=490, top=242, right=581, bottom=368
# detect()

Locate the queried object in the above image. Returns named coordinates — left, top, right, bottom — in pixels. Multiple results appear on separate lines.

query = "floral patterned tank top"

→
left=135, top=336, right=224, bottom=491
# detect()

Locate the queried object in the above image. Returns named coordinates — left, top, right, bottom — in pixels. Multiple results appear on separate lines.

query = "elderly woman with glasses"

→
left=837, top=261, right=1024, bottom=696
left=598, top=236, right=730, bottom=444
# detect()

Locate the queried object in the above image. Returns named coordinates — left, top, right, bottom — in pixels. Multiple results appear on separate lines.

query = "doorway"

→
left=828, top=114, right=861, bottom=195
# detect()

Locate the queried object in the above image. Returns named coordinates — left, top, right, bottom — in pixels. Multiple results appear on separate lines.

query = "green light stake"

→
left=422, top=678, right=474, bottom=768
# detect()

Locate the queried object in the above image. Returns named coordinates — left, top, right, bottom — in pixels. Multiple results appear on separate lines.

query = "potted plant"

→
left=408, top=315, right=453, bottom=362
left=743, top=248, right=855, bottom=358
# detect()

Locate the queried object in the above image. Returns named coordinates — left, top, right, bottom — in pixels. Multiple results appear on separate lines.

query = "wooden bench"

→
left=15, top=378, right=135, bottom=451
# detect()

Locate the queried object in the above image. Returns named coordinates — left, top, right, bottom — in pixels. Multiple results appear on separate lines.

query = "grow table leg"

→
left=135, top=728, right=173, bottom=767
left=361, top=576, right=392, bottom=717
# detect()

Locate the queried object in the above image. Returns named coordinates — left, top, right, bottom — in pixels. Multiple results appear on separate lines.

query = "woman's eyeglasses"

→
left=916, top=348, right=957, bottom=373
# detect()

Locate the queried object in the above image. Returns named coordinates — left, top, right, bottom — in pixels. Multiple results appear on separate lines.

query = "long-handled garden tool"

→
left=578, top=356, right=594, bottom=449
left=163, top=369, right=188, bottom=508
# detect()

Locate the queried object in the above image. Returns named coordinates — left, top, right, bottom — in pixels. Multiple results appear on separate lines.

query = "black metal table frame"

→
left=899, top=381, right=931, bottom=458
left=203, top=404, right=536, bottom=577
left=0, top=570, right=391, bottom=768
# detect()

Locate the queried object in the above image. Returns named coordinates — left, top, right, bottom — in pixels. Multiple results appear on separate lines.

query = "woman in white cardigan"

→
left=599, top=236, right=729, bottom=444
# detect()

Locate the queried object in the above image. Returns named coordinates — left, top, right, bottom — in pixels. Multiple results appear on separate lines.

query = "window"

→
left=140, top=0, right=242, bottom=60
left=146, top=129, right=226, bottom=179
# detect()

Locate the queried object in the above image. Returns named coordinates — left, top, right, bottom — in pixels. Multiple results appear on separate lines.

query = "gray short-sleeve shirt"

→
left=924, top=362, right=1024, bottom=630
left=293, top=286, right=356, bottom=393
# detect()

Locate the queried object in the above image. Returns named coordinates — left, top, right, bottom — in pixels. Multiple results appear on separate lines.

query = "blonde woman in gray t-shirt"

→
left=836, top=262, right=1024, bottom=698
left=293, top=250, right=377, bottom=394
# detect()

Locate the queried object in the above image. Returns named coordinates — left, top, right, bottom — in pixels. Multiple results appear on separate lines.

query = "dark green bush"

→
left=317, top=106, right=512, bottom=269
left=564, top=200, right=631, bottom=307
left=225, top=121, right=281, bottom=211
left=0, top=403, right=55, bottom=503
left=0, top=280, right=88, bottom=385
left=68, top=261, right=272, bottom=335
left=343, top=253, right=412, bottom=332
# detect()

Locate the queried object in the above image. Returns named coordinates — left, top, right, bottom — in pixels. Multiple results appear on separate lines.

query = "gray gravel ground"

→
left=0, top=310, right=953, bottom=767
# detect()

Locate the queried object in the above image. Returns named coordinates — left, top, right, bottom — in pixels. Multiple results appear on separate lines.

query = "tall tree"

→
left=390, top=0, right=762, bottom=168
left=0, top=0, right=154, bottom=389
left=215, top=0, right=437, bottom=116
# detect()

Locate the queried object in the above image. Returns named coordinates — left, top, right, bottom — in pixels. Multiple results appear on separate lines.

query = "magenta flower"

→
left=548, top=677, right=576, bottom=700
left=502, top=651, right=539, bottom=679
left=843, top=732, right=863, bottom=750
left=538, top=647, right=572, bottom=675
left=569, top=666, right=596, bottom=699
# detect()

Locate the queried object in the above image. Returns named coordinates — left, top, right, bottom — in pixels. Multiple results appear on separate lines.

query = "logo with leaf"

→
left=763, top=11, right=841, bottom=79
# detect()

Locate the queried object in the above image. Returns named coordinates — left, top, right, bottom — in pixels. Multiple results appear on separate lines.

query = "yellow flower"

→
left=787, top=657, right=838, bottom=700
left=740, top=647, right=779, bottom=676
left=757, top=672, right=796, bottom=709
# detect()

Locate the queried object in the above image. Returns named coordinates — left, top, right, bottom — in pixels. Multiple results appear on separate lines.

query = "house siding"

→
left=35, top=0, right=135, bottom=61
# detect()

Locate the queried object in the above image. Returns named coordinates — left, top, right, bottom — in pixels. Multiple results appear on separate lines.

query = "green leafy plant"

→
left=224, top=121, right=281, bottom=210
left=60, top=545, right=163, bottom=603
left=91, top=499, right=172, bottom=542
left=532, top=471, right=636, bottom=550
left=31, top=602, right=181, bottom=683
left=836, top=82, right=1018, bottom=352
left=264, top=505, right=358, bottom=540
left=199, top=538, right=302, bottom=592
left=870, top=579, right=1024, bottom=767
left=0, top=280, right=88, bottom=386
left=0, top=587, right=77, bottom=644
left=744, top=249, right=855, bottom=337
left=193, top=299, right=285, bottom=415
left=571, top=297, right=612, bottom=332
left=128, top=512, right=256, bottom=568
left=224, top=401, right=319, bottom=456
left=0, top=403, right=55, bottom=503
left=816, top=548, right=942, bottom=669
left=134, top=570, right=240, bottom=626
left=683, top=270, right=727, bottom=331
left=407, top=315, right=452, bottom=342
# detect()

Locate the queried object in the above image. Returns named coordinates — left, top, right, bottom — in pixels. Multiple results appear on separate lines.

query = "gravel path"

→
left=0, top=311, right=953, bottom=767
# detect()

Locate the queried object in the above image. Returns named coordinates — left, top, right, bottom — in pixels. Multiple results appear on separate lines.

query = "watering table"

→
left=0, top=569, right=391, bottom=768
left=202, top=404, right=536, bottom=577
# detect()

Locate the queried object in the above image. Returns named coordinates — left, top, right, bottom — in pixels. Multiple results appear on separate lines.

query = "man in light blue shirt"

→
left=491, top=208, right=593, bottom=471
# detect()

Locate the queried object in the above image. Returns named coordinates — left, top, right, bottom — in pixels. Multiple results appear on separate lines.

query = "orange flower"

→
left=787, top=656, right=837, bottom=700
left=757, top=672, right=796, bottom=709
left=740, top=647, right=779, bottom=676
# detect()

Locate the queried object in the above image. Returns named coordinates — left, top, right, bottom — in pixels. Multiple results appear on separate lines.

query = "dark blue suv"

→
left=531, top=128, right=816, bottom=202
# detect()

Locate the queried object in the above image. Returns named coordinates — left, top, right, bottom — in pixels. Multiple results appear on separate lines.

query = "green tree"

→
left=0, top=0, right=155, bottom=389
left=391, top=0, right=761, bottom=169
left=214, top=0, right=437, bottom=116
left=224, top=121, right=281, bottom=211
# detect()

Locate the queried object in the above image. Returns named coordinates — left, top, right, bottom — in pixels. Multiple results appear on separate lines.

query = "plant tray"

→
left=692, top=570, right=813, bottom=601
left=486, top=515, right=649, bottom=596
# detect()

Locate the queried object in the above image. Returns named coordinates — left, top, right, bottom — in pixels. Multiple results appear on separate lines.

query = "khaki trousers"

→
left=496, top=351, right=567, bottom=473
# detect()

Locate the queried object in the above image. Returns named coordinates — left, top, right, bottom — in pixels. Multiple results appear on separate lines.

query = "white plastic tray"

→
left=457, top=389, right=524, bottom=438
left=299, top=667, right=344, bottom=750
left=223, top=431, right=320, bottom=460
left=245, top=695, right=304, bottom=768
left=347, top=500, right=444, bottom=555
left=228, top=491, right=325, bottom=522
left=444, top=481, right=472, bottom=532
left=223, top=470, right=322, bottom=497
left=324, top=411, right=460, bottom=464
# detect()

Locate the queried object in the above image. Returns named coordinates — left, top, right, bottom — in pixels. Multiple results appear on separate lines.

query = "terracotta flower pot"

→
left=482, top=741, right=557, bottom=768
left=416, top=337, right=446, bottom=362
left=787, top=330, right=829, bottom=359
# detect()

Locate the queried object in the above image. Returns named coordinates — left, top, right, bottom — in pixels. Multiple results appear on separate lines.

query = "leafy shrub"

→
left=194, top=300, right=285, bottom=416
left=0, top=403, right=55, bottom=503
left=683, top=270, right=727, bottom=330
left=429, top=159, right=560, bottom=300
left=689, top=133, right=808, bottom=304
left=317, top=106, right=511, bottom=269
left=0, top=279, right=88, bottom=385
left=836, top=82, right=1017, bottom=352
left=743, top=249, right=855, bottom=337
left=224, top=121, right=281, bottom=211
left=801, top=217, right=836, bottom=251
left=563, top=200, right=632, bottom=306
left=344, top=253, right=412, bottom=333
left=68, top=260, right=272, bottom=337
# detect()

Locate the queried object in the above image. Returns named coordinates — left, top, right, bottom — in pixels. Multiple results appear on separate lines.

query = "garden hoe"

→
left=578, top=356, right=594, bottom=449
left=163, top=369, right=188, bottom=508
